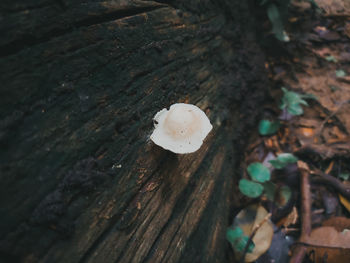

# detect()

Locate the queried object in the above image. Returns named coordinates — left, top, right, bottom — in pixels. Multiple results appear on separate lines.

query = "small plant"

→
left=259, top=88, right=316, bottom=136
left=265, top=1, right=290, bottom=42
left=325, top=55, right=337, bottom=63
left=338, top=173, right=350, bottom=181
left=280, top=87, right=316, bottom=116
left=260, top=0, right=319, bottom=41
left=239, top=154, right=297, bottom=198
left=226, top=226, right=255, bottom=253
left=239, top=163, right=271, bottom=198
left=336, top=69, right=347, bottom=78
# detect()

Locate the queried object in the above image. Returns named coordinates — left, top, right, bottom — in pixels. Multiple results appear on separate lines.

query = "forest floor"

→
left=232, top=0, right=350, bottom=262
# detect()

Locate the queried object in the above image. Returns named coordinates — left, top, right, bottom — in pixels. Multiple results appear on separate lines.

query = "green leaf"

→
left=269, top=153, right=298, bottom=169
left=226, top=227, right=255, bottom=253
left=277, top=153, right=298, bottom=163
left=299, top=99, right=309, bottom=106
left=247, top=163, right=271, bottom=182
left=308, top=0, right=320, bottom=9
left=281, top=89, right=302, bottom=105
left=325, top=55, right=337, bottom=62
left=336, top=70, right=346, bottom=77
left=263, top=181, right=277, bottom=201
left=239, top=179, right=264, bottom=198
left=339, top=173, right=350, bottom=181
left=258, top=120, right=280, bottom=135
left=235, top=235, right=255, bottom=253
left=267, top=4, right=288, bottom=41
left=232, top=205, right=273, bottom=259
left=280, top=87, right=313, bottom=116
left=269, top=160, right=283, bottom=169
left=226, top=227, right=244, bottom=244
left=288, top=103, right=304, bottom=115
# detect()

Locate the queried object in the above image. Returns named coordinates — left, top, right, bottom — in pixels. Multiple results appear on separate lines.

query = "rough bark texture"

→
left=0, top=0, right=267, bottom=262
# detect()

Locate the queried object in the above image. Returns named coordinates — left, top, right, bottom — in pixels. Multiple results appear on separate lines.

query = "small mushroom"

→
left=150, top=103, right=212, bottom=154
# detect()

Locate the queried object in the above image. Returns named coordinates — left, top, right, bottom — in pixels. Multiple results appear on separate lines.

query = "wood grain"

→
left=0, top=0, right=268, bottom=262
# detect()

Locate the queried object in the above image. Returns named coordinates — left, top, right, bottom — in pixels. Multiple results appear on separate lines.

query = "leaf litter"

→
left=230, top=0, right=350, bottom=262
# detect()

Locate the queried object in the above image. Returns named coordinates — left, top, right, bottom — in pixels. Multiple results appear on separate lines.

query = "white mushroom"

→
left=150, top=103, right=212, bottom=154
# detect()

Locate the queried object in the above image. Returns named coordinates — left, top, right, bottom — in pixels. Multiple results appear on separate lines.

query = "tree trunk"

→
left=0, top=0, right=267, bottom=262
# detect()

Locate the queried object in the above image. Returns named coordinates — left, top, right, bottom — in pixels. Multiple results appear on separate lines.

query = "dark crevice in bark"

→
left=0, top=5, right=165, bottom=58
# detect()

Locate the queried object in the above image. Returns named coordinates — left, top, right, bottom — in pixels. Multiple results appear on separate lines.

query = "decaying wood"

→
left=0, top=0, right=268, bottom=262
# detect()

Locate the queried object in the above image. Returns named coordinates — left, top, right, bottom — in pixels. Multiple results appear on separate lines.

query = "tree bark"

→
left=0, top=0, right=267, bottom=262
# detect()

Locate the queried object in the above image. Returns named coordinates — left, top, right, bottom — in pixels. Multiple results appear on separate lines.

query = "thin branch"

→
left=300, top=163, right=312, bottom=237
left=290, top=161, right=312, bottom=263
left=290, top=246, right=308, bottom=263
left=311, top=169, right=350, bottom=200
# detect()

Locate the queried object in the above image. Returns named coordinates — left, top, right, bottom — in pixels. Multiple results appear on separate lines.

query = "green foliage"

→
left=336, top=70, right=346, bottom=77
left=226, top=227, right=255, bottom=253
left=308, top=0, right=320, bottom=8
left=247, top=162, right=271, bottom=182
left=267, top=3, right=289, bottom=42
left=239, top=179, right=264, bottom=198
left=279, top=87, right=316, bottom=116
left=260, top=0, right=318, bottom=41
left=239, top=162, right=271, bottom=198
left=259, top=0, right=290, bottom=41
left=258, top=120, right=280, bottom=135
left=325, top=55, right=337, bottom=63
left=226, top=226, right=244, bottom=243
left=339, top=173, right=350, bottom=181
left=263, top=183, right=291, bottom=207
left=269, top=153, right=298, bottom=169
left=263, top=181, right=276, bottom=201
left=236, top=235, right=255, bottom=253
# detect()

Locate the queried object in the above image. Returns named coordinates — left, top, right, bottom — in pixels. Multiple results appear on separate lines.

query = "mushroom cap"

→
left=150, top=103, right=212, bottom=154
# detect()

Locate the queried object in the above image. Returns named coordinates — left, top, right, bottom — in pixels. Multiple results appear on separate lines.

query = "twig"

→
left=324, top=13, right=350, bottom=18
left=282, top=227, right=300, bottom=234
left=300, top=162, right=312, bottom=237
left=290, top=246, right=308, bottom=263
left=315, top=99, right=350, bottom=138
left=290, top=161, right=312, bottom=263
left=239, top=212, right=272, bottom=263
left=311, top=169, right=350, bottom=200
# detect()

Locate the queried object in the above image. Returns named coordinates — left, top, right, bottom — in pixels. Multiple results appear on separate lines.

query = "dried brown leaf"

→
left=303, top=226, right=350, bottom=248
left=314, top=0, right=348, bottom=16
left=325, top=160, right=334, bottom=174
left=233, top=205, right=274, bottom=262
left=302, top=226, right=350, bottom=262
left=277, top=206, right=298, bottom=228
left=322, top=216, right=350, bottom=232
